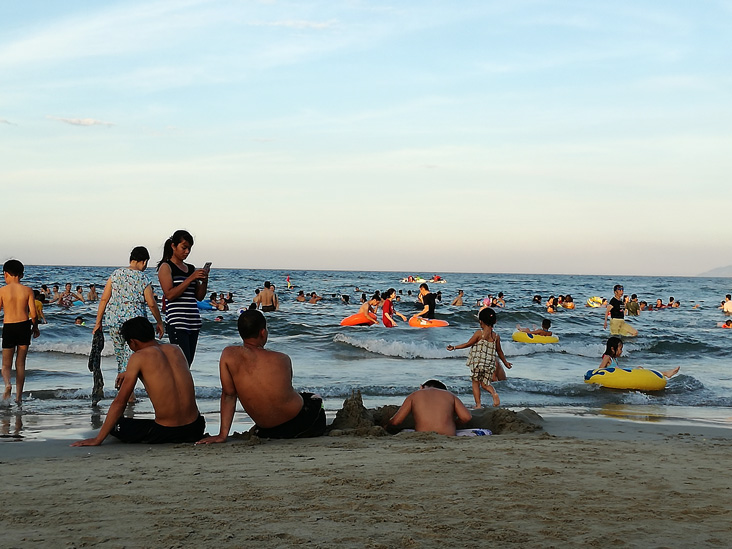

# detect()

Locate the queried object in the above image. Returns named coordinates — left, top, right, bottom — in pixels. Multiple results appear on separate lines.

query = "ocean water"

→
left=3, top=266, right=732, bottom=440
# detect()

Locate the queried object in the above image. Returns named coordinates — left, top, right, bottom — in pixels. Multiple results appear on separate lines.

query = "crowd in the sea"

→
left=2, top=230, right=731, bottom=445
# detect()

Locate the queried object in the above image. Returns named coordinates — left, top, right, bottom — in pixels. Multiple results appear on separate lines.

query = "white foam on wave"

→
left=29, top=342, right=114, bottom=356
left=333, top=333, right=449, bottom=359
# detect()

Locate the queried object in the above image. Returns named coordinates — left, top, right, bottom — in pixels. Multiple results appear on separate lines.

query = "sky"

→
left=2, top=1, right=731, bottom=276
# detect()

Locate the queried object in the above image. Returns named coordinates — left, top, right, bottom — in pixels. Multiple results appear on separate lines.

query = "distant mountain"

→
left=697, top=265, right=732, bottom=277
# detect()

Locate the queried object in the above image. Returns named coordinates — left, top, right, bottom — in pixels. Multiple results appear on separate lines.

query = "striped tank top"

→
left=162, top=260, right=202, bottom=331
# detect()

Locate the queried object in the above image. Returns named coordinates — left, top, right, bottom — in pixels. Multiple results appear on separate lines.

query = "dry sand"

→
left=2, top=410, right=732, bottom=548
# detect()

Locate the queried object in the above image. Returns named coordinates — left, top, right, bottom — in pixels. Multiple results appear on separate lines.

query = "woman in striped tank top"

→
left=156, top=230, right=209, bottom=366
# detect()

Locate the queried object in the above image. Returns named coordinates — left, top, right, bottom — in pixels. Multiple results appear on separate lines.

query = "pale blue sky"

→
left=2, top=1, right=731, bottom=275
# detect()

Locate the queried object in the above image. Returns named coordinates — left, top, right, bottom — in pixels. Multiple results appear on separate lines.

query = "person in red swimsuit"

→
left=382, top=288, right=407, bottom=327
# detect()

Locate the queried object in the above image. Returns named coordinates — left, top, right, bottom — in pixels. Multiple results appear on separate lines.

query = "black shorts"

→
left=2, top=320, right=32, bottom=349
left=110, top=414, right=205, bottom=444
left=253, top=393, right=326, bottom=439
left=261, top=305, right=276, bottom=312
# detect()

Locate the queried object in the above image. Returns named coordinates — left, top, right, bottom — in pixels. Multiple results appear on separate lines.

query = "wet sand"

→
left=2, top=413, right=732, bottom=548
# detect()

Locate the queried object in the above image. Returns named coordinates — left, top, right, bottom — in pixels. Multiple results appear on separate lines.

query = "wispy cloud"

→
left=47, top=116, right=114, bottom=127
left=252, top=19, right=337, bottom=30
left=0, top=0, right=216, bottom=69
left=0, top=118, right=17, bottom=126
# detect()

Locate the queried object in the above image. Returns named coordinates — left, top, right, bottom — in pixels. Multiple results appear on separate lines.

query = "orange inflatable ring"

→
left=340, top=312, right=378, bottom=326
left=408, top=316, right=449, bottom=328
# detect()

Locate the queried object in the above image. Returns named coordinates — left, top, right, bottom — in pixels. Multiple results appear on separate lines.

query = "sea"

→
left=2, top=266, right=732, bottom=442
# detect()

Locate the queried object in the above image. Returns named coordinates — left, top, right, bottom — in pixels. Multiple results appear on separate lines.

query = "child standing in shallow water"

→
left=447, top=307, right=512, bottom=408
left=1, top=260, right=41, bottom=403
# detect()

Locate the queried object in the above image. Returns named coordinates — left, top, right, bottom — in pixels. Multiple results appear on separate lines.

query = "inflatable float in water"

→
left=584, top=367, right=667, bottom=391
left=586, top=296, right=604, bottom=308
left=197, top=301, right=215, bottom=310
left=340, top=312, right=377, bottom=327
left=511, top=332, right=559, bottom=344
left=408, top=316, right=449, bottom=328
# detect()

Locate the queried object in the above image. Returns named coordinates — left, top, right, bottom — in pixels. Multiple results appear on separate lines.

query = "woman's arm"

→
left=93, top=277, right=113, bottom=333
left=143, top=284, right=165, bottom=338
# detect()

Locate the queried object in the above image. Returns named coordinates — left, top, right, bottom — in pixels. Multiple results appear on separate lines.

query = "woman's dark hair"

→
left=478, top=307, right=497, bottom=326
left=384, top=288, right=396, bottom=299
left=157, top=230, right=194, bottom=269
left=130, top=246, right=150, bottom=262
left=210, top=292, right=217, bottom=301
left=604, top=336, right=623, bottom=358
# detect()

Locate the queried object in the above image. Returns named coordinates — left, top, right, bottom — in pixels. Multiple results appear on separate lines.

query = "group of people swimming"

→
left=208, top=292, right=234, bottom=311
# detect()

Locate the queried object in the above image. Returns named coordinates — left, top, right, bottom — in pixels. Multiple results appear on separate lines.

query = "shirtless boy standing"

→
left=388, top=379, right=473, bottom=436
left=197, top=309, right=325, bottom=443
left=0, top=260, right=40, bottom=403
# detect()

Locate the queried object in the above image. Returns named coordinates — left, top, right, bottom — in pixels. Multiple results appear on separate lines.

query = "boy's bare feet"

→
left=3, top=385, right=11, bottom=400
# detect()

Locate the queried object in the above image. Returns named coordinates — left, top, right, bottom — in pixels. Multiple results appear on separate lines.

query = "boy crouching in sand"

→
left=388, top=379, right=473, bottom=436
left=1, top=260, right=40, bottom=404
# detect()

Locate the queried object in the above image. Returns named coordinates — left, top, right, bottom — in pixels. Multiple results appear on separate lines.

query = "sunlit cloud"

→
left=253, top=19, right=337, bottom=30
left=47, top=116, right=114, bottom=127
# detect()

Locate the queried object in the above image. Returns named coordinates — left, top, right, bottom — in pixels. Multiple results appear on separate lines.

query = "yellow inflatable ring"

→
left=511, top=332, right=559, bottom=344
left=584, top=367, right=667, bottom=391
left=586, top=296, right=604, bottom=308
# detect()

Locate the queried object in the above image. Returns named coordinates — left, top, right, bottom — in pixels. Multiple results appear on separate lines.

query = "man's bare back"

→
left=198, top=310, right=325, bottom=444
left=389, top=383, right=473, bottom=436
left=220, top=344, right=303, bottom=428
left=258, top=287, right=276, bottom=308
left=133, top=343, right=200, bottom=427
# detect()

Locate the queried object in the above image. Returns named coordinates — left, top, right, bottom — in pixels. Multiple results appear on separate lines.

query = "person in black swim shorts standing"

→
left=197, top=310, right=325, bottom=443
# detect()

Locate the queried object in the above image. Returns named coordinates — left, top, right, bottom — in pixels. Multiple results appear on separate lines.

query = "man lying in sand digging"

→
left=72, top=317, right=204, bottom=446
left=387, top=379, right=473, bottom=436
left=197, top=310, right=325, bottom=443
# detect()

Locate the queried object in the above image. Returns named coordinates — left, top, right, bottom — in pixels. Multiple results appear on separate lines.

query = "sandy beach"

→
left=2, top=411, right=732, bottom=548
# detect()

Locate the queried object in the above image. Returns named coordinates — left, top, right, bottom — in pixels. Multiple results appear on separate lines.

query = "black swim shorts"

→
left=2, top=320, right=32, bottom=349
left=252, top=393, right=326, bottom=439
left=261, top=305, right=276, bottom=312
left=110, top=414, right=205, bottom=444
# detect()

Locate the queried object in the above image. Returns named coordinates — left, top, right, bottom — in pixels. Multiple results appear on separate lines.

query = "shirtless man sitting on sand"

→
left=197, top=310, right=325, bottom=443
left=387, top=379, right=473, bottom=436
left=72, top=316, right=204, bottom=446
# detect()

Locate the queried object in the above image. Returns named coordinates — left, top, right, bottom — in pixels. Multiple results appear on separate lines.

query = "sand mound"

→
left=327, top=390, right=542, bottom=436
